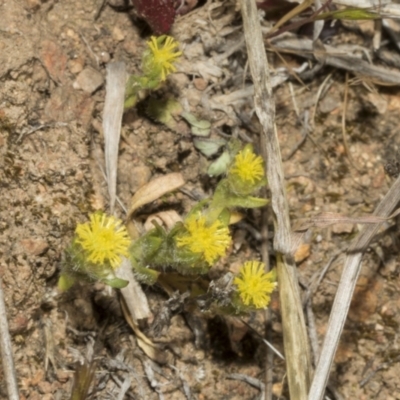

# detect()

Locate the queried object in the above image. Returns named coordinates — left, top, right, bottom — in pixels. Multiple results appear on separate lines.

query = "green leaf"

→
left=225, top=195, right=269, bottom=209
left=103, top=277, right=129, bottom=289
left=124, top=95, right=138, bottom=109
left=208, top=150, right=231, bottom=176
left=317, top=8, right=380, bottom=21
left=211, top=179, right=268, bottom=210
left=193, top=138, right=226, bottom=157
left=181, top=112, right=211, bottom=136
left=58, top=274, right=75, bottom=291
left=131, top=261, right=160, bottom=285
left=146, top=98, right=183, bottom=130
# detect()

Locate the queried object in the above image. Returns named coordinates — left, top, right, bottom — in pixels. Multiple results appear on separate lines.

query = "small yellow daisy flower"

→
left=143, top=35, right=182, bottom=81
left=234, top=261, right=276, bottom=309
left=75, top=213, right=131, bottom=269
left=176, top=214, right=231, bottom=265
left=229, top=146, right=264, bottom=185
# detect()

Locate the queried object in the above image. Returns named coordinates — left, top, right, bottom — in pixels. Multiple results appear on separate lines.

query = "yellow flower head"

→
left=229, top=145, right=264, bottom=186
left=234, top=261, right=276, bottom=309
left=143, top=35, right=182, bottom=82
left=176, top=214, right=231, bottom=265
left=75, top=213, right=130, bottom=269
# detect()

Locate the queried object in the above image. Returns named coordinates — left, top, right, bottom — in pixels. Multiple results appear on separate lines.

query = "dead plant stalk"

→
left=0, top=276, right=19, bottom=400
left=240, top=1, right=312, bottom=399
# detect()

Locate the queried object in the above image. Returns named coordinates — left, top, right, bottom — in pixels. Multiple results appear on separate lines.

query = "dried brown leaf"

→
left=128, top=173, right=185, bottom=219
left=120, top=297, right=171, bottom=364
left=144, top=210, right=183, bottom=232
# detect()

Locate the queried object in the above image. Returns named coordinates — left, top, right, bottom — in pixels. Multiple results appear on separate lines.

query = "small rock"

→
left=9, top=314, right=30, bottom=334
left=193, top=77, right=207, bottom=91
left=112, top=26, right=126, bottom=42
left=360, top=175, right=371, bottom=187
left=73, top=67, right=104, bottom=93
left=380, top=300, right=397, bottom=318
left=99, top=51, right=111, bottom=64
left=20, top=238, right=49, bottom=256
left=332, top=222, right=353, bottom=234
left=366, top=92, right=388, bottom=114
left=68, top=57, right=85, bottom=74
left=319, top=94, right=340, bottom=114
left=37, top=381, right=52, bottom=395
left=272, top=321, right=282, bottom=333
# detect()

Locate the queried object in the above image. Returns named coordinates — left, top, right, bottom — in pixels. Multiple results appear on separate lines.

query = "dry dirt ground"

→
left=2, top=0, right=400, bottom=399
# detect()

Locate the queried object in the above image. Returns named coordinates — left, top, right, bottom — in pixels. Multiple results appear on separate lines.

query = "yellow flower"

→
left=176, top=214, right=231, bottom=265
left=143, top=35, right=182, bottom=81
left=75, top=213, right=130, bottom=268
left=229, top=146, right=264, bottom=185
left=234, top=261, right=276, bottom=309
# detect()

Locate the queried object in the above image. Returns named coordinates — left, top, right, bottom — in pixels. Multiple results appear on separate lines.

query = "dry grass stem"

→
left=102, top=62, right=126, bottom=214
left=271, top=36, right=400, bottom=85
left=240, top=0, right=312, bottom=398
left=0, top=277, right=19, bottom=400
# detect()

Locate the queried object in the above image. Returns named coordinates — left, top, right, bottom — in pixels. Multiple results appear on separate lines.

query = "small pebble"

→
left=112, top=26, right=126, bottom=42
left=193, top=77, right=207, bottom=91
left=99, top=51, right=111, bottom=64
left=73, top=67, right=104, bottom=93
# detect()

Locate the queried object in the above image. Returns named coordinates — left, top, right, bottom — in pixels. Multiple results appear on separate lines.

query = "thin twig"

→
left=283, top=110, right=310, bottom=161
left=0, top=277, right=19, bottom=400
left=227, top=373, right=265, bottom=391
left=311, top=73, right=332, bottom=127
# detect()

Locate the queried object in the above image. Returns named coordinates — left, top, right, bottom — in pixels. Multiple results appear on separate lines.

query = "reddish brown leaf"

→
left=132, top=0, right=176, bottom=34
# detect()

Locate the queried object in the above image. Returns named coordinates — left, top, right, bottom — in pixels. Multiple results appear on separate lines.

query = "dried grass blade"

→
left=103, top=62, right=126, bottom=214
left=270, top=0, right=314, bottom=34
left=271, top=37, right=400, bottom=86
left=308, top=174, right=400, bottom=400
left=69, top=360, right=97, bottom=400
left=293, top=211, right=394, bottom=231
left=115, top=257, right=152, bottom=322
left=0, top=276, right=19, bottom=400
left=240, top=1, right=312, bottom=398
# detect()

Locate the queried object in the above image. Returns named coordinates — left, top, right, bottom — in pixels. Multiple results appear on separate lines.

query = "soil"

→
left=1, top=0, right=400, bottom=399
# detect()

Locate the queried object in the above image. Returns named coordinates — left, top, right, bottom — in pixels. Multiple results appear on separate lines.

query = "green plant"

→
left=124, top=35, right=182, bottom=108
left=59, top=146, right=276, bottom=314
